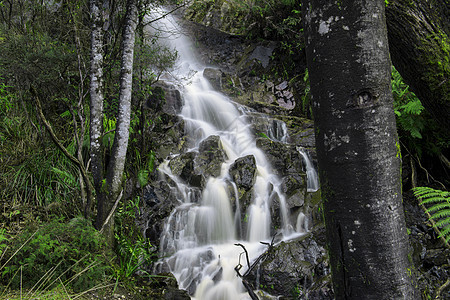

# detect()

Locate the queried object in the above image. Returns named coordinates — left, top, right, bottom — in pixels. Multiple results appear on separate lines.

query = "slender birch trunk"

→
left=89, top=0, right=105, bottom=221
left=96, top=0, right=138, bottom=239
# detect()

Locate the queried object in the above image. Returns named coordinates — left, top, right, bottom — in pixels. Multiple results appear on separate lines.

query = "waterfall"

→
left=148, top=9, right=316, bottom=299
left=297, top=147, right=320, bottom=192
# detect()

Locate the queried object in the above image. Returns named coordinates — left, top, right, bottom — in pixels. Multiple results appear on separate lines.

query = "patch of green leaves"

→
left=113, top=197, right=156, bottom=286
left=0, top=218, right=110, bottom=293
left=391, top=67, right=448, bottom=157
left=392, top=67, right=425, bottom=139
left=0, top=228, right=7, bottom=258
left=414, top=187, right=450, bottom=243
left=300, top=68, right=312, bottom=118
left=0, top=79, right=13, bottom=117
left=1, top=141, right=81, bottom=207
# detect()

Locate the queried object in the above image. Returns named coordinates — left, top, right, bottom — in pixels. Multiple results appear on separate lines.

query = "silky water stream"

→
left=149, top=10, right=319, bottom=299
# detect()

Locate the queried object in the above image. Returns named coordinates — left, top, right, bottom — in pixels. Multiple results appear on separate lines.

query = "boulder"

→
left=136, top=182, right=181, bottom=247
left=245, top=226, right=333, bottom=299
left=229, top=155, right=257, bottom=238
left=195, top=135, right=228, bottom=178
left=144, top=113, right=186, bottom=162
left=145, top=272, right=191, bottom=300
left=203, top=67, right=223, bottom=90
left=256, top=138, right=304, bottom=177
left=229, top=155, right=257, bottom=190
left=148, top=82, right=183, bottom=115
left=169, top=151, right=203, bottom=187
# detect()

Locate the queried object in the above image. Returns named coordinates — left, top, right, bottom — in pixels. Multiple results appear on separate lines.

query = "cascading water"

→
left=148, top=9, right=317, bottom=299
left=297, top=147, right=320, bottom=192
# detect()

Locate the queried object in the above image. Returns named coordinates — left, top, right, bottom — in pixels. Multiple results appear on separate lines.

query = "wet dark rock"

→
left=135, top=182, right=180, bottom=247
left=282, top=174, right=307, bottom=208
left=143, top=112, right=186, bottom=161
left=246, top=226, right=333, bottom=299
left=169, top=152, right=203, bottom=187
left=229, top=155, right=257, bottom=189
left=149, top=82, right=183, bottom=115
left=228, top=155, right=257, bottom=238
left=256, top=138, right=304, bottom=177
left=203, top=67, right=223, bottom=90
left=147, top=272, right=191, bottom=300
left=195, top=135, right=228, bottom=178
left=248, top=44, right=276, bottom=68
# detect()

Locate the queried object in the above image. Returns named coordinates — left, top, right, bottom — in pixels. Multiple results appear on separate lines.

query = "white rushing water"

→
left=148, top=9, right=318, bottom=299
left=297, top=147, right=319, bottom=192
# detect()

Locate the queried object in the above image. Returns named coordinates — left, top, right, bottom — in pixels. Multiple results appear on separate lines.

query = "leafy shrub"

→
left=0, top=79, right=13, bottom=117
left=112, top=197, right=156, bottom=285
left=414, top=187, right=450, bottom=243
left=392, top=67, right=425, bottom=140
left=1, top=218, right=111, bottom=293
left=1, top=144, right=82, bottom=208
left=392, top=67, right=449, bottom=157
left=0, top=228, right=7, bottom=258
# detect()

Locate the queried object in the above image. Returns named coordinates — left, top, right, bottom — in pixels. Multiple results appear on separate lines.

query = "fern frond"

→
left=426, top=203, right=450, bottom=213
left=414, top=186, right=450, bottom=248
left=420, top=196, right=450, bottom=205
left=429, top=210, right=450, bottom=220
left=414, top=186, right=450, bottom=198
left=438, top=226, right=450, bottom=243
left=435, top=217, right=450, bottom=228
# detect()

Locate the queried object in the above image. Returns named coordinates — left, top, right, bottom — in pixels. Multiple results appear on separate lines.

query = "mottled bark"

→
left=386, top=0, right=450, bottom=129
left=89, top=0, right=106, bottom=222
left=302, top=1, right=418, bottom=299
left=96, top=0, right=138, bottom=237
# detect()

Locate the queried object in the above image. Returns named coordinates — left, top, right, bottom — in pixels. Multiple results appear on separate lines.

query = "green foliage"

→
left=0, top=28, right=78, bottom=100
left=0, top=2, right=89, bottom=211
left=0, top=228, right=7, bottom=258
left=300, top=68, right=312, bottom=118
left=136, top=150, right=155, bottom=187
left=234, top=0, right=304, bottom=76
left=0, top=218, right=111, bottom=293
left=391, top=67, right=448, bottom=157
left=0, top=81, right=82, bottom=208
left=103, top=116, right=117, bottom=150
left=0, top=80, right=13, bottom=117
left=392, top=67, right=425, bottom=139
left=1, top=140, right=81, bottom=207
left=257, top=132, right=270, bottom=140
left=113, top=197, right=156, bottom=286
left=414, top=187, right=450, bottom=243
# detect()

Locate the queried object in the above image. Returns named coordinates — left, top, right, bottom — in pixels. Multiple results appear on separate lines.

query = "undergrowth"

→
left=112, top=196, right=157, bottom=287
left=391, top=67, right=449, bottom=157
left=0, top=217, right=111, bottom=294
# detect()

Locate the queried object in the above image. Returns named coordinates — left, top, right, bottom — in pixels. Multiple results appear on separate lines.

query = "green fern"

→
left=413, top=187, right=450, bottom=243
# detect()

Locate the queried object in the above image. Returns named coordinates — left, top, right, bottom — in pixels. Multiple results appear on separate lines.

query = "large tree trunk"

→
left=386, top=0, right=450, bottom=129
left=302, top=1, right=418, bottom=298
left=96, top=0, right=138, bottom=240
left=89, top=0, right=105, bottom=220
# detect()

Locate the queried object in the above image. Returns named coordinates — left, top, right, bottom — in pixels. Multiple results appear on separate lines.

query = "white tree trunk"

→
left=89, top=0, right=105, bottom=220
left=99, top=0, right=138, bottom=237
